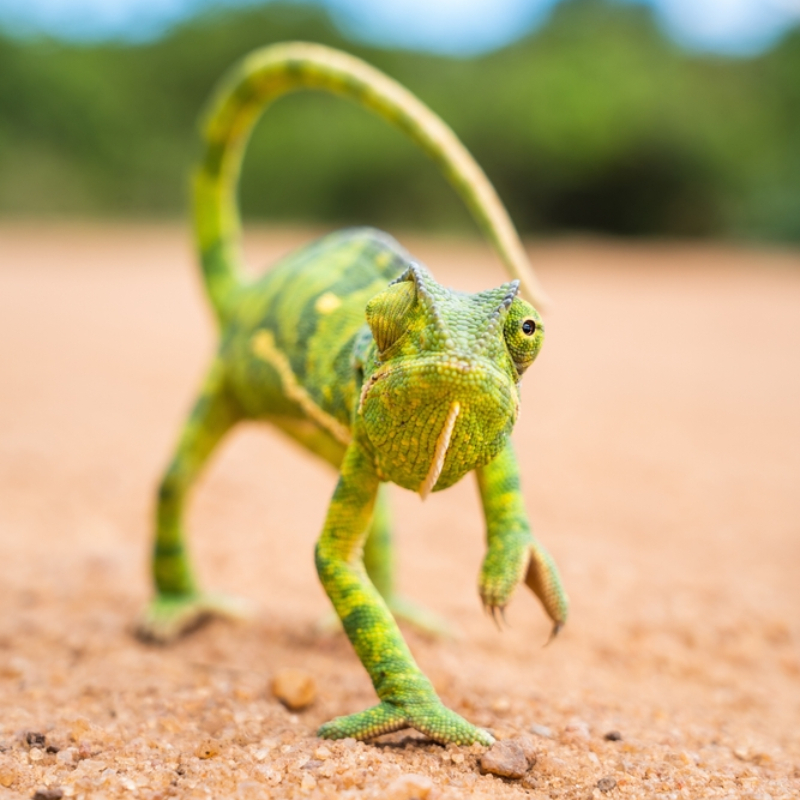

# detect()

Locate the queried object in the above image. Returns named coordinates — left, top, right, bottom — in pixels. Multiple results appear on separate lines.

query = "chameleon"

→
left=138, top=41, right=568, bottom=747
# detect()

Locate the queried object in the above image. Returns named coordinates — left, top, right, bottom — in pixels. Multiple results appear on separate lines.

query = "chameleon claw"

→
left=544, top=621, right=564, bottom=646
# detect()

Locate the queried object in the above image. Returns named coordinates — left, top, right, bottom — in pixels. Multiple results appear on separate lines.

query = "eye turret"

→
left=365, top=280, right=416, bottom=353
left=503, top=297, right=544, bottom=376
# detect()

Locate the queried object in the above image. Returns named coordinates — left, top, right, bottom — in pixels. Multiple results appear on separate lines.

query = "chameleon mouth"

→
left=418, top=400, right=461, bottom=499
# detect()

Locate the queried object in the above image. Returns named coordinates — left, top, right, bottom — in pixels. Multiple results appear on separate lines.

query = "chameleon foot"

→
left=136, top=592, right=252, bottom=643
left=318, top=699, right=493, bottom=746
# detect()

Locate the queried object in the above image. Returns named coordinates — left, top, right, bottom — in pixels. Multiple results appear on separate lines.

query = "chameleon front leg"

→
left=315, top=443, right=492, bottom=745
left=475, top=442, right=568, bottom=635
left=138, top=359, right=250, bottom=643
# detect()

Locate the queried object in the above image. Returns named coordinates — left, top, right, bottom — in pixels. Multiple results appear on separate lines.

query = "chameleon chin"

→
left=138, top=41, right=568, bottom=747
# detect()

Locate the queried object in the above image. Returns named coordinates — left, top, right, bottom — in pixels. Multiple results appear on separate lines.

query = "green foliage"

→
left=0, top=0, right=798, bottom=239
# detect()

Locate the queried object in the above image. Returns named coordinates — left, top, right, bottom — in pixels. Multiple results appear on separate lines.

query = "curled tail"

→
left=194, top=41, right=549, bottom=324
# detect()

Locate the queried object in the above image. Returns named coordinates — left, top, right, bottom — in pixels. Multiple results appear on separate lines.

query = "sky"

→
left=0, top=0, right=798, bottom=56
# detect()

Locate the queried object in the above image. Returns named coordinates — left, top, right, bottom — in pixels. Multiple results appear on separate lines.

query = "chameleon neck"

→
left=193, top=41, right=549, bottom=325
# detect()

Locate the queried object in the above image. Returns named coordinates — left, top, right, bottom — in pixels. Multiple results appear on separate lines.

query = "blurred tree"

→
left=0, top=0, right=797, bottom=240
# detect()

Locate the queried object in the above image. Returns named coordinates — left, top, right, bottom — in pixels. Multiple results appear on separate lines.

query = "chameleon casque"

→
left=138, top=42, right=568, bottom=747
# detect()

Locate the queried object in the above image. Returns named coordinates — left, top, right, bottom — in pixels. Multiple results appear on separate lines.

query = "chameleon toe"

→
left=317, top=702, right=408, bottom=741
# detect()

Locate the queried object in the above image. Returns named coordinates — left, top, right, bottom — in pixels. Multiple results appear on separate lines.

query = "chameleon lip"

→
left=418, top=400, right=461, bottom=499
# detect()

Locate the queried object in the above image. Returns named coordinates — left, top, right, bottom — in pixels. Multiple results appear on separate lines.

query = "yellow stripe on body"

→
left=251, top=329, right=352, bottom=446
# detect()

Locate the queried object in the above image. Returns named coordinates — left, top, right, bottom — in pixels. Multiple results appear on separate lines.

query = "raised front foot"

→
left=318, top=699, right=494, bottom=746
left=136, top=591, right=252, bottom=643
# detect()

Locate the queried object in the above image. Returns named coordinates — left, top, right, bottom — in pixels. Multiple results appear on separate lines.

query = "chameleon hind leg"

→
left=137, top=359, right=250, bottom=643
left=364, top=486, right=453, bottom=638
left=315, top=442, right=492, bottom=746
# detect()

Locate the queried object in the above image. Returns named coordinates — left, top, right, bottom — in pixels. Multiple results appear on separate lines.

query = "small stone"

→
left=69, top=718, right=91, bottom=742
left=604, top=731, right=622, bottom=741
left=516, top=735, right=538, bottom=766
left=479, top=740, right=530, bottom=780
left=521, top=772, right=539, bottom=790
left=76, top=742, right=93, bottom=761
left=530, top=724, right=552, bottom=739
left=491, top=697, right=511, bottom=713
left=270, top=669, right=316, bottom=711
left=314, top=746, right=332, bottom=760
left=597, top=776, right=617, bottom=792
left=564, top=719, right=590, bottom=739
left=194, top=739, right=219, bottom=759
left=256, top=766, right=282, bottom=785
left=45, top=746, right=60, bottom=754
left=26, top=732, right=47, bottom=749
left=0, top=757, right=17, bottom=788
left=384, top=773, right=434, bottom=800
left=319, top=761, right=337, bottom=779
left=32, top=789, right=64, bottom=800
left=450, top=752, right=465, bottom=765
left=56, top=748, right=78, bottom=766
left=29, top=748, right=44, bottom=762
left=300, top=773, right=317, bottom=791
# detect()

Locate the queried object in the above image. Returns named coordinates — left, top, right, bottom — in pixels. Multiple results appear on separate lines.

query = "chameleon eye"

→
left=366, top=280, right=416, bottom=353
left=504, top=298, right=543, bottom=377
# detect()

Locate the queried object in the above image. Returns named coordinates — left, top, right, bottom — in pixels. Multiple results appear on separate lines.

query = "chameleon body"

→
left=139, top=42, right=568, bottom=746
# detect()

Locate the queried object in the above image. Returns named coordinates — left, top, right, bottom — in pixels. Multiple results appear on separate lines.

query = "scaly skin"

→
left=139, top=42, right=568, bottom=746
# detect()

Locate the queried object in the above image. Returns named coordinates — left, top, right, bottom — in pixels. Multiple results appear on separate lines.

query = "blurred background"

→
left=0, top=0, right=798, bottom=240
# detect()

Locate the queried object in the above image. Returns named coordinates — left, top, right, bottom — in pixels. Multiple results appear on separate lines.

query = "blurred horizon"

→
left=0, top=0, right=799, bottom=241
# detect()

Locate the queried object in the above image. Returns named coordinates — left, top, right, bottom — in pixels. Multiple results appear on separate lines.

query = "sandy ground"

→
left=0, top=223, right=799, bottom=800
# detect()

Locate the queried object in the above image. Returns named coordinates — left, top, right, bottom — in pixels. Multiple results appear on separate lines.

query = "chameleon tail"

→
left=194, top=41, right=550, bottom=324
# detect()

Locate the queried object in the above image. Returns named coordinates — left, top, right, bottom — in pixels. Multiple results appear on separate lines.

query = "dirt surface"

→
left=1, top=223, right=799, bottom=800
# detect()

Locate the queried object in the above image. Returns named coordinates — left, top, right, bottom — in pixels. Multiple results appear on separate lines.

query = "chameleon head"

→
left=358, top=263, right=544, bottom=496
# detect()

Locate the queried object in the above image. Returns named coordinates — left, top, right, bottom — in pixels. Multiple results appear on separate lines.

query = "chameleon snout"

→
left=359, top=360, right=518, bottom=494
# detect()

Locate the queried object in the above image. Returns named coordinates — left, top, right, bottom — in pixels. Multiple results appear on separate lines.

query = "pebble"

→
left=32, top=789, right=64, bottom=800
left=516, top=735, right=538, bottom=766
left=384, top=773, right=434, bottom=800
left=29, top=748, right=44, bottom=762
left=491, top=697, right=511, bottom=713
left=300, top=773, right=317, bottom=791
left=56, top=748, right=78, bottom=766
left=597, top=776, right=617, bottom=792
left=194, top=739, right=220, bottom=759
left=0, top=757, right=17, bottom=788
left=604, top=730, right=623, bottom=741
left=314, top=745, right=332, bottom=760
left=270, top=668, right=316, bottom=711
left=564, top=719, right=591, bottom=739
left=25, top=732, right=47, bottom=749
left=530, top=723, right=553, bottom=738
left=479, top=739, right=531, bottom=780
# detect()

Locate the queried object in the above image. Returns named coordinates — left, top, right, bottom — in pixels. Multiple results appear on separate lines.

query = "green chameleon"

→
left=138, top=42, right=568, bottom=747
